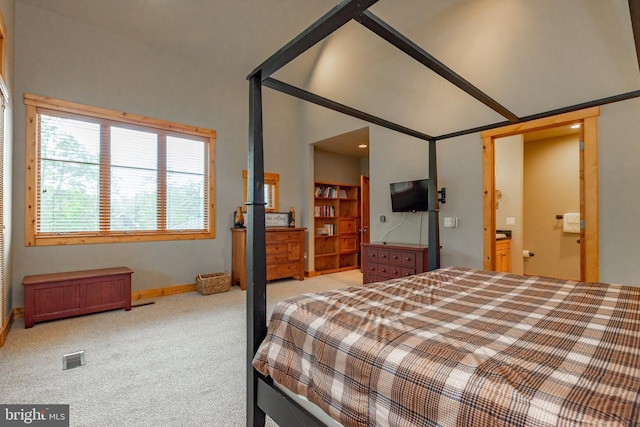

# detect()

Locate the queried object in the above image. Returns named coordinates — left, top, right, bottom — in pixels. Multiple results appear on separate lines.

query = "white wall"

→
left=10, top=3, right=304, bottom=305
left=435, top=134, right=485, bottom=268
left=495, top=135, right=523, bottom=274
left=598, top=97, right=640, bottom=285
left=368, top=128, right=430, bottom=245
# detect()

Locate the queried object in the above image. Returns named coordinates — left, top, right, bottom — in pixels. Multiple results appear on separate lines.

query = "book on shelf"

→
left=315, top=186, right=337, bottom=198
left=317, top=223, right=335, bottom=236
left=314, top=224, right=336, bottom=236
left=314, top=205, right=335, bottom=217
left=338, top=188, right=347, bottom=199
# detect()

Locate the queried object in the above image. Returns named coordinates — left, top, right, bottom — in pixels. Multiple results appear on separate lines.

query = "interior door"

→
left=360, top=175, right=370, bottom=272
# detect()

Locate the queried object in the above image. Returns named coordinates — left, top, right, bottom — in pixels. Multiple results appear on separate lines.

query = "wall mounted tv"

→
left=390, top=178, right=430, bottom=212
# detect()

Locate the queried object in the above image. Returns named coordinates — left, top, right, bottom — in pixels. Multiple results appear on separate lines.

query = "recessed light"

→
left=358, top=144, right=367, bottom=148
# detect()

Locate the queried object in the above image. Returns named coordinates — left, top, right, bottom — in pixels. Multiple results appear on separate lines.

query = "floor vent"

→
left=63, top=351, right=86, bottom=370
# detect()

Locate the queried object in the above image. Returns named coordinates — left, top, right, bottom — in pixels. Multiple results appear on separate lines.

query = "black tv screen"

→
left=390, top=179, right=429, bottom=212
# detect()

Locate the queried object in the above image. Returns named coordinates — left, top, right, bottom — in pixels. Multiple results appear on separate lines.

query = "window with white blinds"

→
left=0, top=88, right=5, bottom=327
left=0, top=6, right=7, bottom=334
left=24, top=94, right=216, bottom=246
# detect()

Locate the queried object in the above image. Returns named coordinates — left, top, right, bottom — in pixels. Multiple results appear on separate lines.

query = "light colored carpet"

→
left=0, top=270, right=363, bottom=426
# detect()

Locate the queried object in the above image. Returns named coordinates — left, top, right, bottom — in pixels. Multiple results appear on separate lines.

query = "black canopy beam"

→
left=246, top=73, right=267, bottom=427
left=630, top=0, right=640, bottom=72
left=434, top=89, right=640, bottom=141
left=427, top=139, right=440, bottom=271
left=264, top=77, right=433, bottom=141
left=355, top=10, right=520, bottom=124
left=248, top=0, right=379, bottom=81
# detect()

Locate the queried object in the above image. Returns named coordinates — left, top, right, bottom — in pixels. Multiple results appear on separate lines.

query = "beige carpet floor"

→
left=0, top=270, right=363, bottom=426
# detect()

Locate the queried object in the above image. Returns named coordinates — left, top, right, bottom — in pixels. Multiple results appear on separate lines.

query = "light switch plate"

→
left=506, top=217, right=516, bottom=225
left=444, top=217, right=457, bottom=228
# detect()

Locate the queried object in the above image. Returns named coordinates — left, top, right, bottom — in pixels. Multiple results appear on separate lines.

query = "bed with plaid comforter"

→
left=253, top=267, right=640, bottom=426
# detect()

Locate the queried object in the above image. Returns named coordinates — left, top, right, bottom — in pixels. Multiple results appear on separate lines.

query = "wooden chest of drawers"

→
left=231, top=228, right=306, bottom=290
left=362, top=243, right=429, bottom=284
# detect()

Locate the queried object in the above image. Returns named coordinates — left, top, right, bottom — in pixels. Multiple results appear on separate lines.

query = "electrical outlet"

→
left=444, top=217, right=457, bottom=228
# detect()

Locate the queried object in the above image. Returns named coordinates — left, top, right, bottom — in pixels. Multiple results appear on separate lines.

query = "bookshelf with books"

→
left=313, top=181, right=360, bottom=274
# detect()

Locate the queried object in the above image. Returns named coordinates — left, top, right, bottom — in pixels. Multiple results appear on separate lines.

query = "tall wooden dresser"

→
left=361, top=242, right=429, bottom=284
left=231, top=228, right=306, bottom=290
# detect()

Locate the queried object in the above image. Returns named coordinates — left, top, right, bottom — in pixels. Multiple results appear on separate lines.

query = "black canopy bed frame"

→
left=245, top=1, right=640, bottom=426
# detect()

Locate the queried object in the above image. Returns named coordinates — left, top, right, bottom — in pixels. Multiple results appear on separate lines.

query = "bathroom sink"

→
left=496, top=230, right=512, bottom=240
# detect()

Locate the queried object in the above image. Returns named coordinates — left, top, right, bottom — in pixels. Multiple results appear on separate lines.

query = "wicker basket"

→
left=196, top=273, right=231, bottom=295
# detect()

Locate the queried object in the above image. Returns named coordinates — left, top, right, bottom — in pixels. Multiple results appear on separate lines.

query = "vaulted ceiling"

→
left=17, top=0, right=334, bottom=73
left=261, top=0, right=640, bottom=139
left=18, top=0, right=640, bottom=143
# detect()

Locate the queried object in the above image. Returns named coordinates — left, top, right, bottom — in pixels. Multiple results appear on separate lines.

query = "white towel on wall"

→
left=563, top=212, right=580, bottom=233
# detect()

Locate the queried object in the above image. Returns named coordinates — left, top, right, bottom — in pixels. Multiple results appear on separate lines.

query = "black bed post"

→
left=427, top=138, right=441, bottom=271
left=247, top=73, right=267, bottom=427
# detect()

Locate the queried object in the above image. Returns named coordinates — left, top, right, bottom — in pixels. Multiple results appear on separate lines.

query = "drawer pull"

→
left=370, top=267, right=375, bottom=270
left=380, top=254, right=386, bottom=258
left=392, top=255, right=398, bottom=259
left=405, top=257, right=411, bottom=261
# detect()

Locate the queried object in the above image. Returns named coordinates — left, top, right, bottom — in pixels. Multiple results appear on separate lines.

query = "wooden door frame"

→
left=360, top=175, right=370, bottom=272
left=481, top=107, right=600, bottom=282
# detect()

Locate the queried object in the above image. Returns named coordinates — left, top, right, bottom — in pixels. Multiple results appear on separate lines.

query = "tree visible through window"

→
left=24, top=94, right=216, bottom=245
left=39, top=115, right=101, bottom=232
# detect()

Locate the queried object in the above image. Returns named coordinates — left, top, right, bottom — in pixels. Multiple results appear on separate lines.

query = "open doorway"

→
left=495, top=127, right=581, bottom=280
left=482, top=107, right=600, bottom=282
left=310, top=127, right=370, bottom=275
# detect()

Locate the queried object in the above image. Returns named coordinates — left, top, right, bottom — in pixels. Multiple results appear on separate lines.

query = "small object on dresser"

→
left=289, top=207, right=295, bottom=227
left=234, top=207, right=245, bottom=228
left=196, top=273, right=231, bottom=295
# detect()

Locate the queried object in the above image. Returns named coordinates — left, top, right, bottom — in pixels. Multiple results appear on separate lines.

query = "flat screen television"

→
left=390, top=178, right=429, bottom=212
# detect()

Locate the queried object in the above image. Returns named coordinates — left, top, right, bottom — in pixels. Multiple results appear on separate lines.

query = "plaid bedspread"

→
left=253, top=267, right=640, bottom=426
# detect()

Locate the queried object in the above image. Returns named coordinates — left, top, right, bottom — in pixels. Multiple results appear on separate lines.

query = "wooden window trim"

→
left=0, top=8, right=6, bottom=84
left=24, top=93, right=217, bottom=246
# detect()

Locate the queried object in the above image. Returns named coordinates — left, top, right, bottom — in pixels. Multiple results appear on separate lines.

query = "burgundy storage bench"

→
left=22, top=267, right=133, bottom=328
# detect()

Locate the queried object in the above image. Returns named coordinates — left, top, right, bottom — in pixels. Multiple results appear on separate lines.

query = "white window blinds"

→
left=36, top=112, right=209, bottom=235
